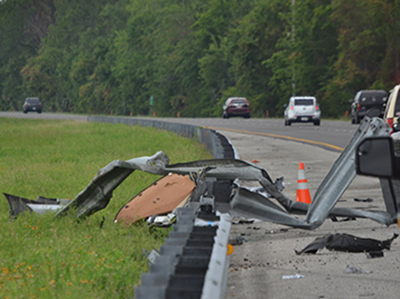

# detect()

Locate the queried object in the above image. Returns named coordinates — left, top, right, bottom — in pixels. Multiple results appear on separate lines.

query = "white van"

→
left=284, top=96, right=321, bottom=126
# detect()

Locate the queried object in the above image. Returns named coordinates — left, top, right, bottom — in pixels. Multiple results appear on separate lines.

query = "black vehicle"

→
left=350, top=90, right=387, bottom=124
left=23, top=97, right=42, bottom=113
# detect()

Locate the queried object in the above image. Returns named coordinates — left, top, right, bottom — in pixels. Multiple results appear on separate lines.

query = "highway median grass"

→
left=0, top=118, right=212, bottom=298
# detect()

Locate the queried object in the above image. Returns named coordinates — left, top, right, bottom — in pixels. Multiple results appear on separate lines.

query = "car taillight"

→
left=357, top=103, right=360, bottom=111
left=387, top=118, right=393, bottom=128
left=290, top=105, right=294, bottom=110
left=315, top=105, right=319, bottom=110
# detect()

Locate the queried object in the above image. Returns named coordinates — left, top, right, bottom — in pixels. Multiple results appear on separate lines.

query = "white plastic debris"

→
left=282, top=274, right=304, bottom=279
left=344, top=265, right=372, bottom=274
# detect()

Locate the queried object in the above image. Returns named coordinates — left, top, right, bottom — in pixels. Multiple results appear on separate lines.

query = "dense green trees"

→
left=1, top=0, right=399, bottom=117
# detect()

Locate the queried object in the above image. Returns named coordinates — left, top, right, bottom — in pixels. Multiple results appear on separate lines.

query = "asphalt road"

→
left=146, top=117, right=358, bottom=152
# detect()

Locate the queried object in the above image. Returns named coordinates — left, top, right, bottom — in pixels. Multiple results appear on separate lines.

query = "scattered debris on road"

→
left=295, top=233, right=398, bottom=255
left=344, top=265, right=372, bottom=274
left=354, top=198, right=374, bottom=202
left=282, top=274, right=304, bottom=279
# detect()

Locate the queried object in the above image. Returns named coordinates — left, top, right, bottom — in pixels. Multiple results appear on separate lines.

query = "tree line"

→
left=1, top=0, right=399, bottom=118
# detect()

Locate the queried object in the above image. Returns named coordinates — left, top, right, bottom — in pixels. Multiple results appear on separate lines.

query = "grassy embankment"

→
left=0, top=118, right=212, bottom=298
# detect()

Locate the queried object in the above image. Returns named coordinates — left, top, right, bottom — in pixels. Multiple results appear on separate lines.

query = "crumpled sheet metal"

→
left=165, top=158, right=273, bottom=182
left=230, top=187, right=311, bottom=229
left=56, top=152, right=274, bottom=218
left=52, top=116, right=392, bottom=231
left=4, top=193, right=69, bottom=217
left=305, top=117, right=391, bottom=226
left=56, top=152, right=172, bottom=217
left=230, top=186, right=393, bottom=229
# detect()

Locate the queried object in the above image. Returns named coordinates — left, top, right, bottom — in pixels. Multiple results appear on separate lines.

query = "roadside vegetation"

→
left=0, top=118, right=212, bottom=298
left=0, top=0, right=398, bottom=118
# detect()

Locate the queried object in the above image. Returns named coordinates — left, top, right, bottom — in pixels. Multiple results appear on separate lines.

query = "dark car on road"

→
left=23, top=97, right=42, bottom=113
left=222, top=97, right=250, bottom=119
left=350, top=90, right=387, bottom=124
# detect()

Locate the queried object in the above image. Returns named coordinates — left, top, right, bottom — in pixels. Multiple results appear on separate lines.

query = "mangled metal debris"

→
left=3, top=116, right=397, bottom=231
left=4, top=193, right=69, bottom=217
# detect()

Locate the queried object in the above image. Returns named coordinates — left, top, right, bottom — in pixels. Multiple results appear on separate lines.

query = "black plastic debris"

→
left=294, top=235, right=327, bottom=254
left=354, top=198, right=374, bottom=202
left=330, top=216, right=356, bottom=222
left=365, top=251, right=384, bottom=259
left=295, top=233, right=398, bottom=255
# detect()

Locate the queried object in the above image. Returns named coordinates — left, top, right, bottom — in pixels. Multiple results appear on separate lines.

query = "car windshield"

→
left=27, top=99, right=39, bottom=103
left=294, top=99, right=313, bottom=105
left=231, top=99, right=247, bottom=105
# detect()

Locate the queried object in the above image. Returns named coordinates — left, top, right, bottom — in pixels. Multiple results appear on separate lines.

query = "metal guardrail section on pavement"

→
left=305, top=116, right=391, bottom=226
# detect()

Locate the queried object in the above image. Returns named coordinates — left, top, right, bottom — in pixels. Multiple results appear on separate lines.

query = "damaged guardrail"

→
left=134, top=208, right=231, bottom=299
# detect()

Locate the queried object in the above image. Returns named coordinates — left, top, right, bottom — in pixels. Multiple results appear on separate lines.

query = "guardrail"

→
left=134, top=208, right=231, bottom=299
left=87, top=116, right=235, bottom=299
left=87, top=116, right=236, bottom=159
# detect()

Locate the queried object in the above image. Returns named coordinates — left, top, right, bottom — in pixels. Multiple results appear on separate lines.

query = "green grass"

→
left=0, top=118, right=212, bottom=298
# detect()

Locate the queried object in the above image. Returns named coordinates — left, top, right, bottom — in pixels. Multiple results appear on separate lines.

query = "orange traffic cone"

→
left=296, top=163, right=312, bottom=204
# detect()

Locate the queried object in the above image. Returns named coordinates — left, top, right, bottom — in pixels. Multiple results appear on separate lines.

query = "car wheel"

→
left=351, top=117, right=355, bottom=124
left=287, top=120, right=291, bottom=126
left=284, top=119, right=288, bottom=126
left=38, top=110, right=42, bottom=114
left=243, top=115, right=250, bottom=119
left=314, top=119, right=320, bottom=126
left=23, top=111, right=27, bottom=114
left=355, top=116, right=360, bottom=124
